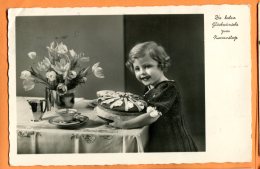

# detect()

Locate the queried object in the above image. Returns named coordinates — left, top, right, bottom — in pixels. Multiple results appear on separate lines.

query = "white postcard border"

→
left=8, top=5, right=252, bottom=165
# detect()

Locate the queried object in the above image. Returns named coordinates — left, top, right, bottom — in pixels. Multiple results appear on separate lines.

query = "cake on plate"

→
left=95, top=90, right=147, bottom=122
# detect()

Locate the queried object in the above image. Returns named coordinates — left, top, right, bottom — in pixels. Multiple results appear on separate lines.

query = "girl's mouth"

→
left=140, top=76, right=151, bottom=82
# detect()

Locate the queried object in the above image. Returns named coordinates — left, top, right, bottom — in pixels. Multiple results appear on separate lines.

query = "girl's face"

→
left=133, top=55, right=165, bottom=87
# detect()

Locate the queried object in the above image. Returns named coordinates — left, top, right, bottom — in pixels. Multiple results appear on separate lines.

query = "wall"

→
left=16, top=15, right=125, bottom=99
left=124, top=15, right=205, bottom=150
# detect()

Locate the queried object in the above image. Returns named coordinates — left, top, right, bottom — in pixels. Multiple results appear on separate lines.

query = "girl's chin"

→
left=140, top=80, right=152, bottom=86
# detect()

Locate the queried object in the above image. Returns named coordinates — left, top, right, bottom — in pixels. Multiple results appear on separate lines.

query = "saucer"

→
left=49, top=116, right=88, bottom=129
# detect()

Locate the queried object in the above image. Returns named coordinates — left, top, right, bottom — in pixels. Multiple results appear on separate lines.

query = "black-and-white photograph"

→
left=8, top=6, right=251, bottom=165
left=15, top=14, right=205, bottom=154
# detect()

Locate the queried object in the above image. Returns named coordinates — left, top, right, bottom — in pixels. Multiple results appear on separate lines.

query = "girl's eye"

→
left=144, top=65, right=152, bottom=69
left=134, top=67, right=140, bottom=71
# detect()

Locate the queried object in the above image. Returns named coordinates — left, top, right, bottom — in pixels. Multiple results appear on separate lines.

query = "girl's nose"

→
left=140, top=68, right=146, bottom=75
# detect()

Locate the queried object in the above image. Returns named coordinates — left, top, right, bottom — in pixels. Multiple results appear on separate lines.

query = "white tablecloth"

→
left=17, top=97, right=148, bottom=154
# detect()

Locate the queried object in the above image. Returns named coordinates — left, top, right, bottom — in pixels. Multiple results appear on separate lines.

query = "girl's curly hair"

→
left=126, top=41, right=171, bottom=72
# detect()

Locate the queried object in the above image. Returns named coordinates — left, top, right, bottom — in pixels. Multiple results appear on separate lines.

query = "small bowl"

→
left=56, top=109, right=78, bottom=122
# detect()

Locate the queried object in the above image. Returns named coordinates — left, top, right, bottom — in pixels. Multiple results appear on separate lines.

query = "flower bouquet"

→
left=20, top=41, right=104, bottom=109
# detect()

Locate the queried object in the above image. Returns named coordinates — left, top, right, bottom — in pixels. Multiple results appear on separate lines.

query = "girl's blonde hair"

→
left=126, top=41, right=171, bottom=72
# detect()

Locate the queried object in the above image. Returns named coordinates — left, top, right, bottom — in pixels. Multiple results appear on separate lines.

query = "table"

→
left=16, top=97, right=148, bottom=154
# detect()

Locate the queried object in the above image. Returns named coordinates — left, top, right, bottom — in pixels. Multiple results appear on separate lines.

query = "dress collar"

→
left=144, top=80, right=175, bottom=96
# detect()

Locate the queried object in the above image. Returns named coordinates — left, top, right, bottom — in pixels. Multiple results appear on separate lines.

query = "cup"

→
left=56, top=109, right=78, bottom=122
left=27, top=99, right=47, bottom=121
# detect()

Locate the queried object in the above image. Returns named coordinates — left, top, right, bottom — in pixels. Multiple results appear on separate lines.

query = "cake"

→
left=95, top=90, right=147, bottom=122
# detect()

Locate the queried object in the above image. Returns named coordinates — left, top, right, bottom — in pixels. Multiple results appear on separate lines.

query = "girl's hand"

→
left=147, top=106, right=162, bottom=117
left=108, top=117, right=125, bottom=129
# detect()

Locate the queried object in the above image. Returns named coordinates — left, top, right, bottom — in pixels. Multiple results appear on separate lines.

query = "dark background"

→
left=124, top=15, right=205, bottom=151
left=16, top=15, right=205, bottom=151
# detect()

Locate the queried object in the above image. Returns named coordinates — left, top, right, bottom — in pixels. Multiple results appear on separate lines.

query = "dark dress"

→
left=143, top=80, right=198, bottom=152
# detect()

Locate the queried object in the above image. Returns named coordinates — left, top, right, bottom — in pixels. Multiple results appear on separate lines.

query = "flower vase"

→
left=45, top=87, right=54, bottom=111
left=53, top=90, right=75, bottom=109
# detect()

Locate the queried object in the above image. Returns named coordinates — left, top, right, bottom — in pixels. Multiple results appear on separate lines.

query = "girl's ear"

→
left=157, top=63, right=164, bottom=71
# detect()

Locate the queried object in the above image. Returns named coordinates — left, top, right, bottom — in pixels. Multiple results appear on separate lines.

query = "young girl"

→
left=109, top=41, right=198, bottom=152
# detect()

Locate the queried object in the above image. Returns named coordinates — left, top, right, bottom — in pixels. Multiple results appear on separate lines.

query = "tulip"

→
left=37, top=57, right=51, bottom=71
left=92, top=62, right=104, bottom=78
left=28, top=52, right=37, bottom=59
left=23, top=79, right=35, bottom=91
left=56, top=83, right=67, bottom=95
left=51, top=58, right=70, bottom=76
left=20, top=70, right=33, bottom=80
left=46, top=71, right=57, bottom=82
left=46, top=42, right=56, bottom=54
left=68, top=70, right=77, bottom=79
left=50, top=41, right=55, bottom=50
left=56, top=42, right=68, bottom=54
left=42, top=57, right=51, bottom=67
left=69, top=49, right=77, bottom=58
left=37, top=62, right=48, bottom=71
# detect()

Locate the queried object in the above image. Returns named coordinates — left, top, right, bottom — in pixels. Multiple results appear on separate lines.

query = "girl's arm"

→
left=109, top=110, right=160, bottom=129
left=86, top=99, right=98, bottom=108
left=76, top=99, right=98, bottom=108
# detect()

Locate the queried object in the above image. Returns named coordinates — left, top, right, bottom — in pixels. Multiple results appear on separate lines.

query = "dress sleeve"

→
left=146, top=82, right=179, bottom=114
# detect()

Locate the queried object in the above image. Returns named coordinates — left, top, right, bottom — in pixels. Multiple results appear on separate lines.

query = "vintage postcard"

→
left=8, top=5, right=251, bottom=166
